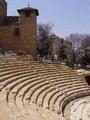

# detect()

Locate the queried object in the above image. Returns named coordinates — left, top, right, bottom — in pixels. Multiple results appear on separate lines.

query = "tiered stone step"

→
left=0, top=62, right=90, bottom=120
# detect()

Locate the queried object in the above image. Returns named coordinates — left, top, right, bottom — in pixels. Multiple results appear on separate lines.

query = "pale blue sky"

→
left=7, top=0, right=90, bottom=38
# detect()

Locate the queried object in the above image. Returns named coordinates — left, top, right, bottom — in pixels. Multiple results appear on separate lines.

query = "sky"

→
left=7, top=0, right=90, bottom=38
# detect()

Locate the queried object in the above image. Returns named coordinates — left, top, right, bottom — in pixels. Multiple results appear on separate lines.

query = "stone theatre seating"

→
left=0, top=55, right=90, bottom=120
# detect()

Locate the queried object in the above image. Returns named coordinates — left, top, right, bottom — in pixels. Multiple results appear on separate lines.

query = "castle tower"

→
left=0, top=0, right=7, bottom=25
left=17, top=6, right=39, bottom=58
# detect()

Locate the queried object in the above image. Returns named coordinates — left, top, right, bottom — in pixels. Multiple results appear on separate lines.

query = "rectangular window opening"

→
left=15, top=28, right=20, bottom=36
left=25, top=11, right=30, bottom=17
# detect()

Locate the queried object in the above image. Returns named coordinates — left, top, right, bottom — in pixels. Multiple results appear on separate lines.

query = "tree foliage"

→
left=81, top=35, right=90, bottom=48
left=65, top=33, right=90, bottom=68
left=65, top=33, right=86, bottom=50
left=37, top=23, right=54, bottom=57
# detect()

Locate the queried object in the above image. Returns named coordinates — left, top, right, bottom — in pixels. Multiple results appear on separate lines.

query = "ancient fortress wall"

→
left=0, top=0, right=38, bottom=58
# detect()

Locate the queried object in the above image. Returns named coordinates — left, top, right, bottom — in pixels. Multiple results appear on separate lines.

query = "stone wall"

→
left=0, top=25, right=20, bottom=50
left=0, top=0, right=38, bottom=58
left=19, top=11, right=37, bottom=57
left=0, top=12, right=37, bottom=57
left=5, top=16, right=19, bottom=25
left=0, top=0, right=7, bottom=25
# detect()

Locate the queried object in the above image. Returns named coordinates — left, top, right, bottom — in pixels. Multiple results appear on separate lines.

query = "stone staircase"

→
left=0, top=61, right=90, bottom=120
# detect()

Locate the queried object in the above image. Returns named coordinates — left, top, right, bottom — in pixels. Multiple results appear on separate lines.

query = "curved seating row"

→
left=0, top=62, right=90, bottom=119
